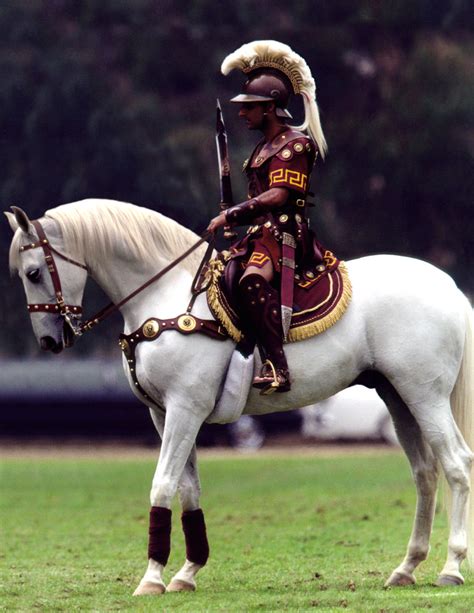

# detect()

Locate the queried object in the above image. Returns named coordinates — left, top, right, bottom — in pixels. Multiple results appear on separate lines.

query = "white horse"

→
left=6, top=198, right=473, bottom=594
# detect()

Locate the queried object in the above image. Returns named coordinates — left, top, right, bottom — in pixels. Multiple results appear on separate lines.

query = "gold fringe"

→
left=287, top=262, right=352, bottom=343
left=206, top=258, right=242, bottom=342
left=207, top=257, right=352, bottom=345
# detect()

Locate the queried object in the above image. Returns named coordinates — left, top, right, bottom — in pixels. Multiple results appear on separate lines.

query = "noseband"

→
left=20, top=220, right=87, bottom=336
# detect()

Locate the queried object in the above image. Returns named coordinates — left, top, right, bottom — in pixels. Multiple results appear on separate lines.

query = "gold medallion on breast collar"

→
left=143, top=319, right=160, bottom=338
left=178, top=315, right=197, bottom=332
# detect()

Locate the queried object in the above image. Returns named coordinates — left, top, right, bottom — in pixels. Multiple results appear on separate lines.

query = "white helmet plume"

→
left=221, top=40, right=327, bottom=158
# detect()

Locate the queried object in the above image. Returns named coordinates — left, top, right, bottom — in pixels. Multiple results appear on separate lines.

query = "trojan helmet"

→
left=222, top=40, right=327, bottom=157
left=230, top=69, right=293, bottom=119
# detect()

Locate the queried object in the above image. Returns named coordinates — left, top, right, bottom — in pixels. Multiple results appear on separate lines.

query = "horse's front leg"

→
left=133, top=404, right=207, bottom=596
left=167, top=444, right=209, bottom=593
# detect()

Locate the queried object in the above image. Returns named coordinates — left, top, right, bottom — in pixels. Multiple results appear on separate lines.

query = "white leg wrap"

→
left=133, top=559, right=166, bottom=595
left=167, top=560, right=202, bottom=592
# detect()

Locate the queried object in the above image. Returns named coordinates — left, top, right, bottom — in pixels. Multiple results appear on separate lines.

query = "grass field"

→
left=1, top=447, right=472, bottom=612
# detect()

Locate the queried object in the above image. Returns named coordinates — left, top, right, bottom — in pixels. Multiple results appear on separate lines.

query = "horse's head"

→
left=5, top=206, right=88, bottom=353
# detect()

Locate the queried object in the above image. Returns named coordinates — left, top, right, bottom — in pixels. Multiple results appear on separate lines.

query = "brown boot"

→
left=238, top=274, right=291, bottom=395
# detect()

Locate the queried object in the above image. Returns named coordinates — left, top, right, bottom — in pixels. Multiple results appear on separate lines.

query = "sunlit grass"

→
left=0, top=450, right=472, bottom=611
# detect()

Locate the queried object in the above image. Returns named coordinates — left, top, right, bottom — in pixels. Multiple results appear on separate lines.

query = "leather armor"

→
left=225, top=127, right=319, bottom=275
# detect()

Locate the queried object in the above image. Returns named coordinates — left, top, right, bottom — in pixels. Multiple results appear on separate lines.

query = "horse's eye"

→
left=26, top=269, right=41, bottom=284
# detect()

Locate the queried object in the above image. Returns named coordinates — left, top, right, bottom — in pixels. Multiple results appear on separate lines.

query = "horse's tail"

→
left=450, top=294, right=474, bottom=567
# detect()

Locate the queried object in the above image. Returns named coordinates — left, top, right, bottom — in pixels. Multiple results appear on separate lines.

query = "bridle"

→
left=20, top=220, right=87, bottom=336
left=19, top=219, right=213, bottom=338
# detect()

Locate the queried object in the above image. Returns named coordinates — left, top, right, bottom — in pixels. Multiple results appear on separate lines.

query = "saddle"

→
left=205, top=248, right=352, bottom=344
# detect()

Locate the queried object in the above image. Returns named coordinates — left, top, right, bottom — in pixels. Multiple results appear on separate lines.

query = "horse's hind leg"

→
left=375, top=379, right=439, bottom=587
left=417, top=403, right=473, bottom=586
left=400, top=396, right=472, bottom=586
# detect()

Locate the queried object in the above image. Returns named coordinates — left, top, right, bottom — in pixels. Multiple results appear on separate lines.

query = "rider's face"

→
left=238, top=102, right=267, bottom=130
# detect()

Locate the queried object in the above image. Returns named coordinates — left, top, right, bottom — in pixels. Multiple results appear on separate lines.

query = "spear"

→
left=216, top=99, right=237, bottom=240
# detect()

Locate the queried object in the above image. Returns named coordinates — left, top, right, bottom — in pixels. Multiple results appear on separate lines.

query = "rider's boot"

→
left=238, top=274, right=291, bottom=395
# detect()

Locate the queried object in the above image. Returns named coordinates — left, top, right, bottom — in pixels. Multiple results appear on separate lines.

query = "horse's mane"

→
left=10, top=199, right=206, bottom=276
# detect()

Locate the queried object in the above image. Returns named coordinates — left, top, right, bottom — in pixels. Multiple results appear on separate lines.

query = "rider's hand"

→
left=207, top=211, right=227, bottom=234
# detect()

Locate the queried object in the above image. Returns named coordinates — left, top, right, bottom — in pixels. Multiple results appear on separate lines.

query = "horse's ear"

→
left=10, top=206, right=34, bottom=234
left=4, top=211, right=19, bottom=233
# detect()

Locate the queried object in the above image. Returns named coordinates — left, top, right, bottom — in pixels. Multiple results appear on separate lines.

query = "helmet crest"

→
left=222, top=40, right=327, bottom=157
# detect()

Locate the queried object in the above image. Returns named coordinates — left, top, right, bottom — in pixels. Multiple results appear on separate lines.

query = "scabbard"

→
left=280, top=232, right=296, bottom=341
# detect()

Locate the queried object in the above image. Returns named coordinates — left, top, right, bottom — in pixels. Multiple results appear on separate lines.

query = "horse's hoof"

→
left=133, top=581, right=166, bottom=596
left=167, top=579, right=196, bottom=592
left=384, top=571, right=416, bottom=587
left=435, top=573, right=464, bottom=587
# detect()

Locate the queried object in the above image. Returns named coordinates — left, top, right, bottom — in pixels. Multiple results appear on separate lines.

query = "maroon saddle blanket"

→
left=206, top=249, right=352, bottom=343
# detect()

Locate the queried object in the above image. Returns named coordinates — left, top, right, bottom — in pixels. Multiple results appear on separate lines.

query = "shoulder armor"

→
left=250, top=129, right=313, bottom=168
left=276, top=136, right=313, bottom=162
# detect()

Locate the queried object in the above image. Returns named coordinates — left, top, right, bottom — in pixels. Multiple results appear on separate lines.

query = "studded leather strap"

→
left=119, top=313, right=228, bottom=406
left=25, top=220, right=84, bottom=316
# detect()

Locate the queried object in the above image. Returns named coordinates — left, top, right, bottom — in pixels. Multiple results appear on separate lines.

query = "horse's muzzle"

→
left=40, top=336, right=64, bottom=354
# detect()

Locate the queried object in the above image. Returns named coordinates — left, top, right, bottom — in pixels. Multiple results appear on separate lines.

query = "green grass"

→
left=0, top=450, right=472, bottom=611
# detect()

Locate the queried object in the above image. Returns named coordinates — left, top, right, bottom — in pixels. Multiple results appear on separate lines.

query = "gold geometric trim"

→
left=248, top=252, right=270, bottom=266
left=287, top=262, right=352, bottom=343
left=269, top=168, right=307, bottom=190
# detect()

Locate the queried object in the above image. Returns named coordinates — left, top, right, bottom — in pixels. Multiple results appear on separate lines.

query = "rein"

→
left=80, top=231, right=213, bottom=333
left=21, top=219, right=213, bottom=337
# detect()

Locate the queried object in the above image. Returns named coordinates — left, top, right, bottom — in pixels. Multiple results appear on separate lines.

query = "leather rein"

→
left=20, top=219, right=213, bottom=337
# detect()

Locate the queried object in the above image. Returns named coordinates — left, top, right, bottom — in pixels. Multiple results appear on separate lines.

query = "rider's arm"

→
left=207, top=188, right=288, bottom=233
left=225, top=140, right=312, bottom=227
left=224, top=187, right=289, bottom=226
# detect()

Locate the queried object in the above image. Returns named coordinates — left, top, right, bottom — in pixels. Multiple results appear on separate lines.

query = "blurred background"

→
left=1, top=1, right=472, bottom=449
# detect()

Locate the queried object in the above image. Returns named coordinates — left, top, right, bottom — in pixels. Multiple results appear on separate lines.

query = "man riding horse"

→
left=208, top=41, right=328, bottom=395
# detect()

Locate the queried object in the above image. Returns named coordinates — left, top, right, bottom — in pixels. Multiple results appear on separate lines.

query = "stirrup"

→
left=252, top=360, right=291, bottom=396
left=252, top=360, right=275, bottom=389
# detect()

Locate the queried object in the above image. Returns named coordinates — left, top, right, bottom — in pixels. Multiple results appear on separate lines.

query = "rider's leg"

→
left=238, top=262, right=291, bottom=394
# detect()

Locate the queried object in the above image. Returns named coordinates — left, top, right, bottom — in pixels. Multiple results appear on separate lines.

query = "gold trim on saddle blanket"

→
left=287, top=262, right=352, bottom=342
left=206, top=255, right=352, bottom=344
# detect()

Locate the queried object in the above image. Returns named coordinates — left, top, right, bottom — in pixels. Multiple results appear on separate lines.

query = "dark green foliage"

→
left=1, top=2, right=473, bottom=355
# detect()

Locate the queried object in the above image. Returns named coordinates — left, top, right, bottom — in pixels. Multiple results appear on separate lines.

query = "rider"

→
left=208, top=41, right=327, bottom=395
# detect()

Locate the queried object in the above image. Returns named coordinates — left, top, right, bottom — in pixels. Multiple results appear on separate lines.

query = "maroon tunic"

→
left=229, top=126, right=320, bottom=277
